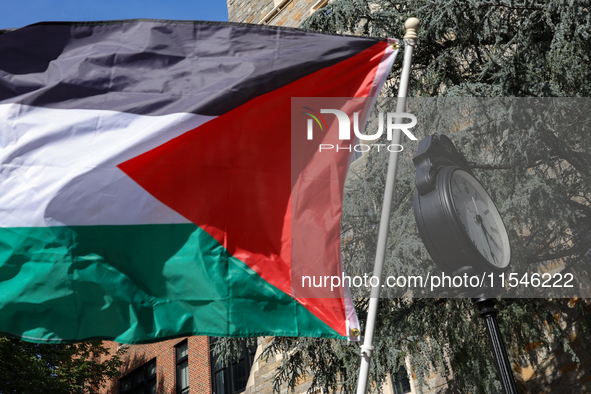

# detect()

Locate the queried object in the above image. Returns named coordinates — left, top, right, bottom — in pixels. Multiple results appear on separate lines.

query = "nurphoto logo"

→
left=303, top=107, right=418, bottom=153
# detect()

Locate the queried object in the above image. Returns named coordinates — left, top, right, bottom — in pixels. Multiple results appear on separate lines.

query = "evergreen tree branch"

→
left=478, top=2, right=547, bottom=12
left=538, top=129, right=591, bottom=180
left=468, top=161, right=512, bottom=170
left=567, top=199, right=591, bottom=216
left=526, top=243, right=590, bottom=264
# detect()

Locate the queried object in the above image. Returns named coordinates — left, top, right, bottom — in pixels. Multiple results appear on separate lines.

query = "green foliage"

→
left=0, top=336, right=124, bottom=394
left=216, top=1, right=591, bottom=393
left=252, top=298, right=575, bottom=393
left=210, top=336, right=258, bottom=369
left=303, top=0, right=591, bottom=98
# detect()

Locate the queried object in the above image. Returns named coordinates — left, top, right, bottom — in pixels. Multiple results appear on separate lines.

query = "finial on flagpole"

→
left=403, top=17, right=420, bottom=42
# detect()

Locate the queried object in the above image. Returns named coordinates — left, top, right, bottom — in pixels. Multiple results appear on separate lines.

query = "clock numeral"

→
left=482, top=249, right=488, bottom=259
left=484, top=209, right=490, bottom=215
left=490, top=226, right=499, bottom=234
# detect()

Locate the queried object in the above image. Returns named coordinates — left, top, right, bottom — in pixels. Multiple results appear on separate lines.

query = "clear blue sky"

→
left=2, top=0, right=230, bottom=29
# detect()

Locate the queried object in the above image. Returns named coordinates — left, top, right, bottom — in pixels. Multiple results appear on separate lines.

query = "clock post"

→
left=472, top=297, right=518, bottom=393
left=412, top=134, right=518, bottom=394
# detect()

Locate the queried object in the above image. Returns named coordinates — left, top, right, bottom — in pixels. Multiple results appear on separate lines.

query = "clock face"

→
left=450, top=169, right=510, bottom=268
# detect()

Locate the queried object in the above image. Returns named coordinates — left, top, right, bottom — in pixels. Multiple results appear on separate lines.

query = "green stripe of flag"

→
left=0, top=224, right=340, bottom=343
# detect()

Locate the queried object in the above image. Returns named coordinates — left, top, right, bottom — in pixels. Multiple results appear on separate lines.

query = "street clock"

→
left=412, top=135, right=511, bottom=274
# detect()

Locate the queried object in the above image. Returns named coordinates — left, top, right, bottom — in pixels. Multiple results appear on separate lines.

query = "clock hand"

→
left=487, top=232, right=502, bottom=251
left=472, top=196, right=479, bottom=214
left=464, top=201, right=477, bottom=214
left=479, top=220, right=497, bottom=264
left=479, top=220, right=502, bottom=251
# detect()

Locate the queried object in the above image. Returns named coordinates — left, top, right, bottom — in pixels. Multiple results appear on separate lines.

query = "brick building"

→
left=99, top=336, right=258, bottom=394
left=99, top=337, right=211, bottom=394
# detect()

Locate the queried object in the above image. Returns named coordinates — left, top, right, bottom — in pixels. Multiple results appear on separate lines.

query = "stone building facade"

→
left=241, top=302, right=591, bottom=394
left=243, top=337, right=418, bottom=394
left=227, top=0, right=328, bottom=27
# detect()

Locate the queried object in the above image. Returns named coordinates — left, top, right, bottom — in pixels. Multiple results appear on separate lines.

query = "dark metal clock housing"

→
left=412, top=135, right=511, bottom=274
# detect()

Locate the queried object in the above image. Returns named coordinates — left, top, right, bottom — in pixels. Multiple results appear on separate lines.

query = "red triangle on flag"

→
left=118, top=42, right=389, bottom=336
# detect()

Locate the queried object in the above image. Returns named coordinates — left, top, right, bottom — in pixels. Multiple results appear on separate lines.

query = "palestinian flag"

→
left=0, top=20, right=398, bottom=343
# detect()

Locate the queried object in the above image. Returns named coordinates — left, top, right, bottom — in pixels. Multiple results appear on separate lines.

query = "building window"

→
left=176, top=340, right=189, bottom=394
left=119, top=359, right=157, bottom=394
left=392, top=365, right=412, bottom=394
left=210, top=338, right=257, bottom=394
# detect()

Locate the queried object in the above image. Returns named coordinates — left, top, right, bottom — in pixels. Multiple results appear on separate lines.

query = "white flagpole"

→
left=356, top=17, right=420, bottom=394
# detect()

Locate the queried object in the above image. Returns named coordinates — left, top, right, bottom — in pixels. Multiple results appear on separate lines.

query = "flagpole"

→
left=356, top=17, right=419, bottom=394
